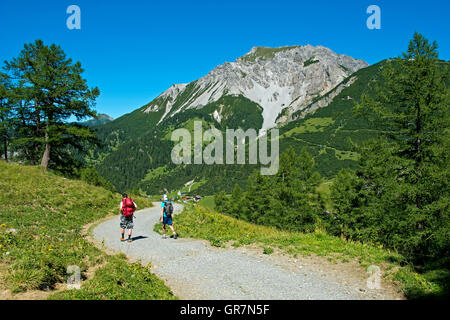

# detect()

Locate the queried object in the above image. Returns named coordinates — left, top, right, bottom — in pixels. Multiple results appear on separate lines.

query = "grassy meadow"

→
left=0, top=161, right=176, bottom=300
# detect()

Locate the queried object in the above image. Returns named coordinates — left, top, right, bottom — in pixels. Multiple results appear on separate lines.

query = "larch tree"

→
left=339, top=32, right=450, bottom=262
left=4, top=40, right=100, bottom=169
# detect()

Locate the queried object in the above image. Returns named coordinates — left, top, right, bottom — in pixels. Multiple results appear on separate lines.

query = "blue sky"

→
left=1, top=0, right=449, bottom=119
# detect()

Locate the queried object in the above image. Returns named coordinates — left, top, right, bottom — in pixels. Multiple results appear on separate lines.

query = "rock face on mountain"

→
left=144, top=44, right=369, bottom=130
left=80, top=113, right=114, bottom=127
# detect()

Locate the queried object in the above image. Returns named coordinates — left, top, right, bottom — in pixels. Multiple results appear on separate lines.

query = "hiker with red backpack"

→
left=120, top=193, right=137, bottom=242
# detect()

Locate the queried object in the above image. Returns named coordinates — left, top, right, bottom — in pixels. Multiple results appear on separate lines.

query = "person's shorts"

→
left=120, top=215, right=134, bottom=229
left=162, top=216, right=173, bottom=226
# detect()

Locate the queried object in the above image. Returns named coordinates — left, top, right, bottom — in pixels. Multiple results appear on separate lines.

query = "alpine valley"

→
left=84, top=45, right=409, bottom=195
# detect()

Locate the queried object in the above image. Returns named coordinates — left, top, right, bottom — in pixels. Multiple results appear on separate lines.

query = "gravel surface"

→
left=92, top=204, right=373, bottom=300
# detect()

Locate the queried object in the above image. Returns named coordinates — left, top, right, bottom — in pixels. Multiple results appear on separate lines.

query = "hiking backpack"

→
left=164, top=201, right=174, bottom=218
left=122, top=198, right=135, bottom=217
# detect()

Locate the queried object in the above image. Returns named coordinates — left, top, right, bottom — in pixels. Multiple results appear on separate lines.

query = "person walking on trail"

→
left=120, top=193, right=137, bottom=242
left=161, top=194, right=178, bottom=239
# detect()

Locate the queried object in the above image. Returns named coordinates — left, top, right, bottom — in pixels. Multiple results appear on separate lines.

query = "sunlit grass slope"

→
left=163, top=204, right=444, bottom=299
left=0, top=161, right=176, bottom=300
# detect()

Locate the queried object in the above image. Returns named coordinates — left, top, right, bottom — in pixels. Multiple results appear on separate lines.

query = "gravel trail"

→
left=92, top=203, right=393, bottom=300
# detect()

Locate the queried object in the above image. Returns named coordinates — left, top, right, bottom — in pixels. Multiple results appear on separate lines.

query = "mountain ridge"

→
left=88, top=47, right=392, bottom=195
left=80, top=113, right=114, bottom=127
left=142, top=44, right=368, bottom=130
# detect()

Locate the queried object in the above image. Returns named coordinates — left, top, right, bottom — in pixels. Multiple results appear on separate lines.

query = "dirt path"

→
left=91, top=203, right=404, bottom=300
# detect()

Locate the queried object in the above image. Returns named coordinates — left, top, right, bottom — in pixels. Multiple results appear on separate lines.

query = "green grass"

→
left=167, top=204, right=445, bottom=299
left=240, top=46, right=302, bottom=62
left=162, top=178, right=209, bottom=200
left=0, top=161, right=176, bottom=300
left=281, top=117, right=334, bottom=137
left=171, top=179, right=208, bottom=198
left=198, top=195, right=216, bottom=210
left=316, top=180, right=333, bottom=211
left=142, top=165, right=168, bottom=182
left=162, top=117, right=207, bottom=141
left=188, top=179, right=207, bottom=193
left=334, top=149, right=359, bottom=161
left=48, top=254, right=175, bottom=300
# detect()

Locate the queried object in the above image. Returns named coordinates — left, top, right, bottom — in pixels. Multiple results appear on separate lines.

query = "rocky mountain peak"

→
left=143, top=44, right=369, bottom=130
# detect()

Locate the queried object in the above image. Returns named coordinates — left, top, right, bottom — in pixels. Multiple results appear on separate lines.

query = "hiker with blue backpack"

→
left=120, top=193, right=137, bottom=242
left=161, top=194, right=178, bottom=239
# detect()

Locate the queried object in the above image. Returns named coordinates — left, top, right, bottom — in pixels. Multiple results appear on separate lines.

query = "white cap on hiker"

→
left=163, top=194, right=168, bottom=201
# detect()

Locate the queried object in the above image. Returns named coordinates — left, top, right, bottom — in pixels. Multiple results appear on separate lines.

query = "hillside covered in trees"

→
left=82, top=55, right=448, bottom=198
left=214, top=33, right=449, bottom=297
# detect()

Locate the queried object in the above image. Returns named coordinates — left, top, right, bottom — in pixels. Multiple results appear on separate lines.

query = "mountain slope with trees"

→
left=87, top=62, right=384, bottom=194
left=86, top=60, right=391, bottom=194
left=328, top=32, right=449, bottom=271
left=214, top=32, right=450, bottom=298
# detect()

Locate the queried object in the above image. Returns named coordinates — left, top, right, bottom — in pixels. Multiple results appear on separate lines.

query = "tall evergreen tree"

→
left=10, top=83, right=43, bottom=165
left=335, top=32, right=450, bottom=262
left=4, top=40, right=100, bottom=170
left=273, top=148, right=322, bottom=231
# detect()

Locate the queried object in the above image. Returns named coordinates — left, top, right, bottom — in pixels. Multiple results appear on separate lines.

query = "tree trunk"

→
left=0, top=119, right=6, bottom=163
left=40, top=128, right=50, bottom=169
left=415, top=102, right=422, bottom=168
left=32, top=99, right=42, bottom=166
left=3, top=134, right=7, bottom=162
left=0, top=104, right=6, bottom=162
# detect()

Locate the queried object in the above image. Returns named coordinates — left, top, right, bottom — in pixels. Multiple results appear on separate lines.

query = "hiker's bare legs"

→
left=121, top=228, right=132, bottom=238
left=162, top=224, right=175, bottom=234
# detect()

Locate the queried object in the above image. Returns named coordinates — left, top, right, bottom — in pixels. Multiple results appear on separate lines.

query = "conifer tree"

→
left=4, top=40, right=100, bottom=170
left=215, top=148, right=323, bottom=232
left=336, top=32, right=450, bottom=262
